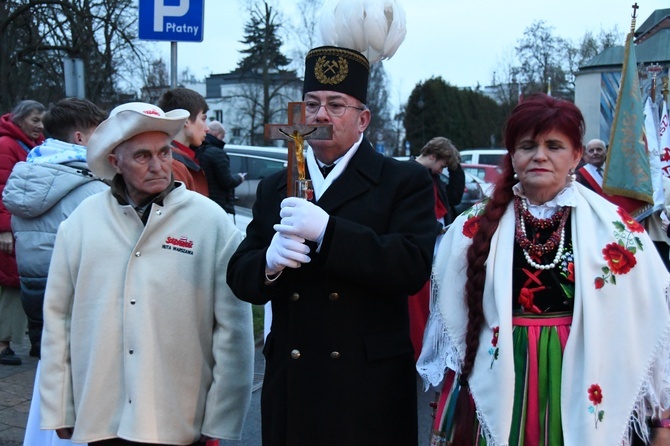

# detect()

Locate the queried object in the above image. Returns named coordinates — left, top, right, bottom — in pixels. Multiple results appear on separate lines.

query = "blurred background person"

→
left=4, top=97, right=108, bottom=359
left=575, top=138, right=607, bottom=190
left=409, top=136, right=464, bottom=360
left=158, top=88, right=210, bottom=196
left=4, top=97, right=108, bottom=446
left=418, top=94, right=670, bottom=445
left=414, top=136, right=465, bottom=228
left=196, top=120, right=245, bottom=219
left=0, top=99, right=45, bottom=365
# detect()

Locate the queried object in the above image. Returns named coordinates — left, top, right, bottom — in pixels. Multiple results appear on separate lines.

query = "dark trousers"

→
left=90, top=439, right=205, bottom=446
left=653, top=241, right=670, bottom=271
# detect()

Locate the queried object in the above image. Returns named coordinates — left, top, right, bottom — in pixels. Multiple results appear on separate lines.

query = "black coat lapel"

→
left=316, top=138, right=383, bottom=212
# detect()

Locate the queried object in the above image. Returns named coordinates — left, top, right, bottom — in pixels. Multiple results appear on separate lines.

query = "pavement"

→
left=0, top=335, right=39, bottom=446
left=0, top=333, right=434, bottom=446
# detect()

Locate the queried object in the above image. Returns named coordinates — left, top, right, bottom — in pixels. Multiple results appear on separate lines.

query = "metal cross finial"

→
left=630, top=3, right=639, bottom=32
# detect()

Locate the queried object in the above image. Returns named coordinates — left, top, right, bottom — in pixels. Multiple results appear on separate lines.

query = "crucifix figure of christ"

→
left=265, top=102, right=333, bottom=197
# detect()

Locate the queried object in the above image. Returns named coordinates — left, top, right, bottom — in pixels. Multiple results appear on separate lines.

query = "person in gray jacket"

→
left=2, top=98, right=108, bottom=358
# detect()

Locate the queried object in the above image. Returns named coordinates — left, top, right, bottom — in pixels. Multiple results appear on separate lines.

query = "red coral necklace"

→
left=514, top=196, right=570, bottom=270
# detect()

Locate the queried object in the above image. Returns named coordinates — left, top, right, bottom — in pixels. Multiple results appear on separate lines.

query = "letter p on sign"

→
left=153, top=0, right=189, bottom=32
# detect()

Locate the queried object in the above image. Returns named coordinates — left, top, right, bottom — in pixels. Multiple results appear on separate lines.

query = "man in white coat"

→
left=39, top=102, right=254, bottom=446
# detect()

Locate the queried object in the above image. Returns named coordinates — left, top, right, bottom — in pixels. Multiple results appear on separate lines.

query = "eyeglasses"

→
left=304, top=101, right=365, bottom=117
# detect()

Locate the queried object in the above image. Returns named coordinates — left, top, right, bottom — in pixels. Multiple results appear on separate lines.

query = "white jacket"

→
left=39, top=184, right=254, bottom=444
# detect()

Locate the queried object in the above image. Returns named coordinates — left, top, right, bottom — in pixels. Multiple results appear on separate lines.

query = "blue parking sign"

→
left=138, top=0, right=204, bottom=42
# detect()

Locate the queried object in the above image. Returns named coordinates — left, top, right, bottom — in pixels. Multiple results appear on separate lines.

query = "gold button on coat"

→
left=290, top=292, right=300, bottom=301
left=328, top=292, right=339, bottom=301
left=330, top=351, right=341, bottom=360
left=290, top=349, right=301, bottom=359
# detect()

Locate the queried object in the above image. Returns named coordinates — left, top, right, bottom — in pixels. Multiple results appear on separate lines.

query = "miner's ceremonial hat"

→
left=303, top=46, right=370, bottom=105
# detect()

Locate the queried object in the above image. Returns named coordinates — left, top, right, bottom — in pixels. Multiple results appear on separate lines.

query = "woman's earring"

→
left=513, top=172, right=519, bottom=180
left=568, top=168, right=576, bottom=183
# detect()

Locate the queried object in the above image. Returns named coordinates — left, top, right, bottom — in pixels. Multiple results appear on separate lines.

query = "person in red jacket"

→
left=157, top=88, right=210, bottom=196
left=0, top=99, right=45, bottom=365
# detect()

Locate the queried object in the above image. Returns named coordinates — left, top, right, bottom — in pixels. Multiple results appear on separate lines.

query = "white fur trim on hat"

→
left=87, top=102, right=189, bottom=180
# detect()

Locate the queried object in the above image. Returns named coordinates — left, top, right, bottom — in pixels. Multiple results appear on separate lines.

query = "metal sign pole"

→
left=171, top=41, right=178, bottom=88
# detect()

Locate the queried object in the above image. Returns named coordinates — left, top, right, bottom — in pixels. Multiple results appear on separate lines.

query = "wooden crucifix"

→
left=265, top=102, right=332, bottom=196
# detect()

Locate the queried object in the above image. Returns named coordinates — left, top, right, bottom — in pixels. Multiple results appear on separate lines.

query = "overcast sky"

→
left=154, top=0, right=668, bottom=106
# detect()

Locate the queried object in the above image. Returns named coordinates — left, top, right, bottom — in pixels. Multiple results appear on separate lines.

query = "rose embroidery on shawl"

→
left=462, top=216, right=481, bottom=239
left=602, top=243, right=637, bottom=274
left=594, top=215, right=644, bottom=288
left=617, top=207, right=645, bottom=233
left=587, top=384, right=605, bottom=428
left=461, top=201, right=487, bottom=239
left=488, top=326, right=500, bottom=368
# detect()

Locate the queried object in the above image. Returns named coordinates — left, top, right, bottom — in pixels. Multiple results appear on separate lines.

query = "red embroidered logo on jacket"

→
left=162, top=236, right=194, bottom=255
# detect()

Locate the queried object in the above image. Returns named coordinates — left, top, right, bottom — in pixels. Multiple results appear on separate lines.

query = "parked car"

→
left=462, top=163, right=502, bottom=197
left=440, top=170, right=485, bottom=216
left=462, top=163, right=502, bottom=184
left=459, top=148, right=506, bottom=166
left=226, top=145, right=288, bottom=209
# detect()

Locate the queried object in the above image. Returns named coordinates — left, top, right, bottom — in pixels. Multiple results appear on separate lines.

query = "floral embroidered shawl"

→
left=417, top=183, right=670, bottom=445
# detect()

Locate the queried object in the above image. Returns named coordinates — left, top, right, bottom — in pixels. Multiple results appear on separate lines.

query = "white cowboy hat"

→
left=87, top=102, right=189, bottom=180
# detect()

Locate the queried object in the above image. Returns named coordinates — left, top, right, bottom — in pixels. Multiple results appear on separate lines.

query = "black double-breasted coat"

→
left=227, top=139, right=437, bottom=445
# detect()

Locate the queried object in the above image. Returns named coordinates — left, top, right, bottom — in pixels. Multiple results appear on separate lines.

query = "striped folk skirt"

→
left=429, top=313, right=572, bottom=446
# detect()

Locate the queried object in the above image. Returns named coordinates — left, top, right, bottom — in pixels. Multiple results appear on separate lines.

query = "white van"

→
left=459, top=148, right=506, bottom=166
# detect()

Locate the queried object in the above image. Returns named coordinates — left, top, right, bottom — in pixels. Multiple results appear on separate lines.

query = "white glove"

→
left=265, top=232, right=311, bottom=276
left=274, top=197, right=329, bottom=243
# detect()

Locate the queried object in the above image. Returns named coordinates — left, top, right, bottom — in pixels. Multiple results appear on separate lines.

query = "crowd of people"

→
left=1, top=31, right=669, bottom=446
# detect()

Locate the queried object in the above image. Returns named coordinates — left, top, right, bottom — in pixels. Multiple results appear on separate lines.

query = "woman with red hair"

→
left=418, top=94, right=670, bottom=445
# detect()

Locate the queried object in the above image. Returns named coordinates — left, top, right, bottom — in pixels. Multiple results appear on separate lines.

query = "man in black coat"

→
left=227, top=45, right=437, bottom=446
left=195, top=120, right=245, bottom=215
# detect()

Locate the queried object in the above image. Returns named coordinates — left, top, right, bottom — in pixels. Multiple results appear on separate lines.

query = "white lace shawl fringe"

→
left=416, top=272, right=461, bottom=391
left=621, top=281, right=670, bottom=446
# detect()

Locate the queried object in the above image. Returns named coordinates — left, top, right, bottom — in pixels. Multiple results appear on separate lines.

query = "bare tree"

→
left=286, top=0, right=321, bottom=77
left=366, top=63, right=393, bottom=153
left=515, top=20, right=570, bottom=97
left=490, top=48, right=523, bottom=109
left=565, top=26, right=624, bottom=89
left=1, top=0, right=152, bottom=113
left=490, top=22, right=623, bottom=103
left=145, top=59, right=170, bottom=88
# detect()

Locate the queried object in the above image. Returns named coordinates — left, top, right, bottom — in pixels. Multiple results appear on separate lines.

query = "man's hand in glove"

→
left=274, top=197, right=329, bottom=243
left=265, top=232, right=311, bottom=276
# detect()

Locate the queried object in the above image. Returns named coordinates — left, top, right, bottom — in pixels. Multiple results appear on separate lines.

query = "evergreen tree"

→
left=237, top=2, right=290, bottom=74
left=235, top=1, right=298, bottom=145
left=404, top=77, right=505, bottom=154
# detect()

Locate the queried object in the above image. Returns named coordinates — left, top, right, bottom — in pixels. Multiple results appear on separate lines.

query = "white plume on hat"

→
left=87, top=102, right=189, bottom=180
left=318, top=0, right=407, bottom=64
